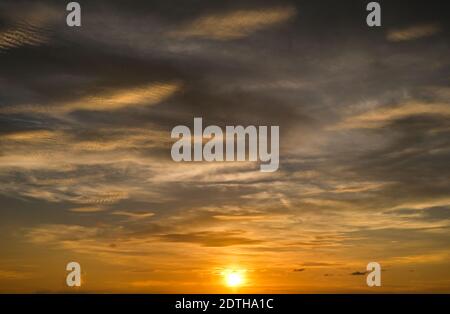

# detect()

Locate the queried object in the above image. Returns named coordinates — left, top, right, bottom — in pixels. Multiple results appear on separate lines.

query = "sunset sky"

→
left=0, top=0, right=449, bottom=293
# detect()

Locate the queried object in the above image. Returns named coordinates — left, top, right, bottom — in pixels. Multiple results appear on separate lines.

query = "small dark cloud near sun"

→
left=350, top=271, right=367, bottom=276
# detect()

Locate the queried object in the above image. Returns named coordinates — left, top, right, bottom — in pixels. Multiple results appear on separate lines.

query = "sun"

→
left=226, top=272, right=242, bottom=287
left=223, top=269, right=245, bottom=287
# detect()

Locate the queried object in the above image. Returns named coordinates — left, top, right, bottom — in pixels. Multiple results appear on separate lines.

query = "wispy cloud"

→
left=0, top=82, right=181, bottom=115
left=112, top=210, right=155, bottom=220
left=170, top=6, right=296, bottom=40
left=333, top=102, right=450, bottom=129
left=0, top=22, right=49, bottom=52
left=387, top=23, right=441, bottom=42
left=0, top=2, right=60, bottom=52
left=68, top=206, right=106, bottom=213
left=62, top=82, right=181, bottom=112
left=159, top=230, right=264, bottom=247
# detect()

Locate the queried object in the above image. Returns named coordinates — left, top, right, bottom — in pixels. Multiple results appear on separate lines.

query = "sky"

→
left=0, top=0, right=449, bottom=293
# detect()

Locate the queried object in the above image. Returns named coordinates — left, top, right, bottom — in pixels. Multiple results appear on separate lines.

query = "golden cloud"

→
left=69, top=206, right=107, bottom=213
left=0, top=24, right=48, bottom=51
left=62, top=82, right=180, bottom=112
left=0, top=3, right=60, bottom=52
left=0, top=82, right=181, bottom=115
left=170, top=6, right=296, bottom=40
left=387, top=23, right=441, bottom=42
left=333, top=102, right=450, bottom=129
left=111, top=210, right=155, bottom=219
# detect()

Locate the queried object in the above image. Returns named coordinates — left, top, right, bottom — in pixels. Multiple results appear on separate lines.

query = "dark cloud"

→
left=350, top=271, right=367, bottom=276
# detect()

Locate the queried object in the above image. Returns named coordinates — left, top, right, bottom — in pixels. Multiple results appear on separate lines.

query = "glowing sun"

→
left=223, top=270, right=245, bottom=287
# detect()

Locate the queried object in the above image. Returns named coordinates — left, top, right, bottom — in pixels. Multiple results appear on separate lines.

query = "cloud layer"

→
left=0, top=0, right=449, bottom=293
